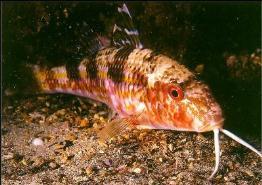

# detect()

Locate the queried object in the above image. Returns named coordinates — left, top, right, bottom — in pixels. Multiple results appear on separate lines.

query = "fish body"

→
left=20, top=3, right=260, bottom=179
left=31, top=46, right=222, bottom=133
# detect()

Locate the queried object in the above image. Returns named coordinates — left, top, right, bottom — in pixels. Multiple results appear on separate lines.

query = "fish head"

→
left=146, top=55, right=224, bottom=132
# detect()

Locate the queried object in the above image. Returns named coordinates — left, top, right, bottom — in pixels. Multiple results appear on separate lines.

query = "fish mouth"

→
left=197, top=116, right=224, bottom=132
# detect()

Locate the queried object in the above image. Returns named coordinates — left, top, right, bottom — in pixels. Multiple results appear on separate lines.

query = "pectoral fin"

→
left=98, top=116, right=138, bottom=142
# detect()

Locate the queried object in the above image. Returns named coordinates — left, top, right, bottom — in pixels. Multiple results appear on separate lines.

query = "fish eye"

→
left=171, top=89, right=178, bottom=97
left=169, top=85, right=183, bottom=100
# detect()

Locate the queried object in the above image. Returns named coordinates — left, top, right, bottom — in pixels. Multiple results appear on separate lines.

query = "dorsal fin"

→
left=112, top=3, right=143, bottom=49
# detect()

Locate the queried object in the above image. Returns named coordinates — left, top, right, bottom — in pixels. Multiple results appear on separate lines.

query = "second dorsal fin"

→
left=112, top=3, right=143, bottom=49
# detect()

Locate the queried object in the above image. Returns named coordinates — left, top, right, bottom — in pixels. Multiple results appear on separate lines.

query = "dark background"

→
left=2, top=2, right=261, bottom=138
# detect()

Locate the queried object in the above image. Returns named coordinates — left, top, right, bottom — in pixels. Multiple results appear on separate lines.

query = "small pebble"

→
left=168, top=181, right=176, bottom=185
left=21, top=159, right=28, bottom=166
left=98, top=111, right=107, bottom=116
left=65, top=133, right=77, bottom=141
left=3, top=152, right=14, bottom=160
left=94, top=114, right=100, bottom=119
left=37, top=97, right=46, bottom=100
left=61, top=154, right=69, bottom=164
left=32, top=138, right=44, bottom=146
left=79, top=118, right=89, bottom=128
left=194, top=64, right=204, bottom=74
left=47, top=115, right=58, bottom=122
left=99, top=116, right=105, bottom=122
left=196, top=133, right=206, bottom=141
left=85, top=166, right=94, bottom=176
left=234, top=162, right=240, bottom=168
left=39, top=120, right=45, bottom=124
left=183, top=149, right=190, bottom=156
left=32, top=157, right=45, bottom=167
left=188, top=162, right=194, bottom=170
left=243, top=169, right=254, bottom=177
left=20, top=159, right=28, bottom=166
left=148, top=179, right=154, bottom=185
left=228, top=161, right=234, bottom=170
left=122, top=133, right=130, bottom=140
left=49, top=162, right=58, bottom=169
left=99, top=169, right=107, bottom=177
left=56, top=109, right=66, bottom=116
left=53, top=143, right=64, bottom=150
left=138, top=132, right=147, bottom=140
left=168, top=144, right=173, bottom=151
left=93, top=123, right=99, bottom=129
left=104, top=159, right=112, bottom=166
left=41, top=108, right=48, bottom=112
left=89, top=110, right=96, bottom=114
left=116, top=165, right=127, bottom=173
left=45, top=102, right=50, bottom=107
left=132, top=167, right=142, bottom=174
left=98, top=150, right=105, bottom=154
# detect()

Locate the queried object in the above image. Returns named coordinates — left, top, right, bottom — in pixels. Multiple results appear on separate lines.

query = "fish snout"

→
left=199, top=104, right=224, bottom=132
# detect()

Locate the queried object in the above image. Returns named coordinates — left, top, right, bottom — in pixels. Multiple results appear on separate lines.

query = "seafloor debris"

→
left=31, top=138, right=44, bottom=146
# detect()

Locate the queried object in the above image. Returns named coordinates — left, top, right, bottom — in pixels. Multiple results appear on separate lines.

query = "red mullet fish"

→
left=25, top=3, right=261, bottom=179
